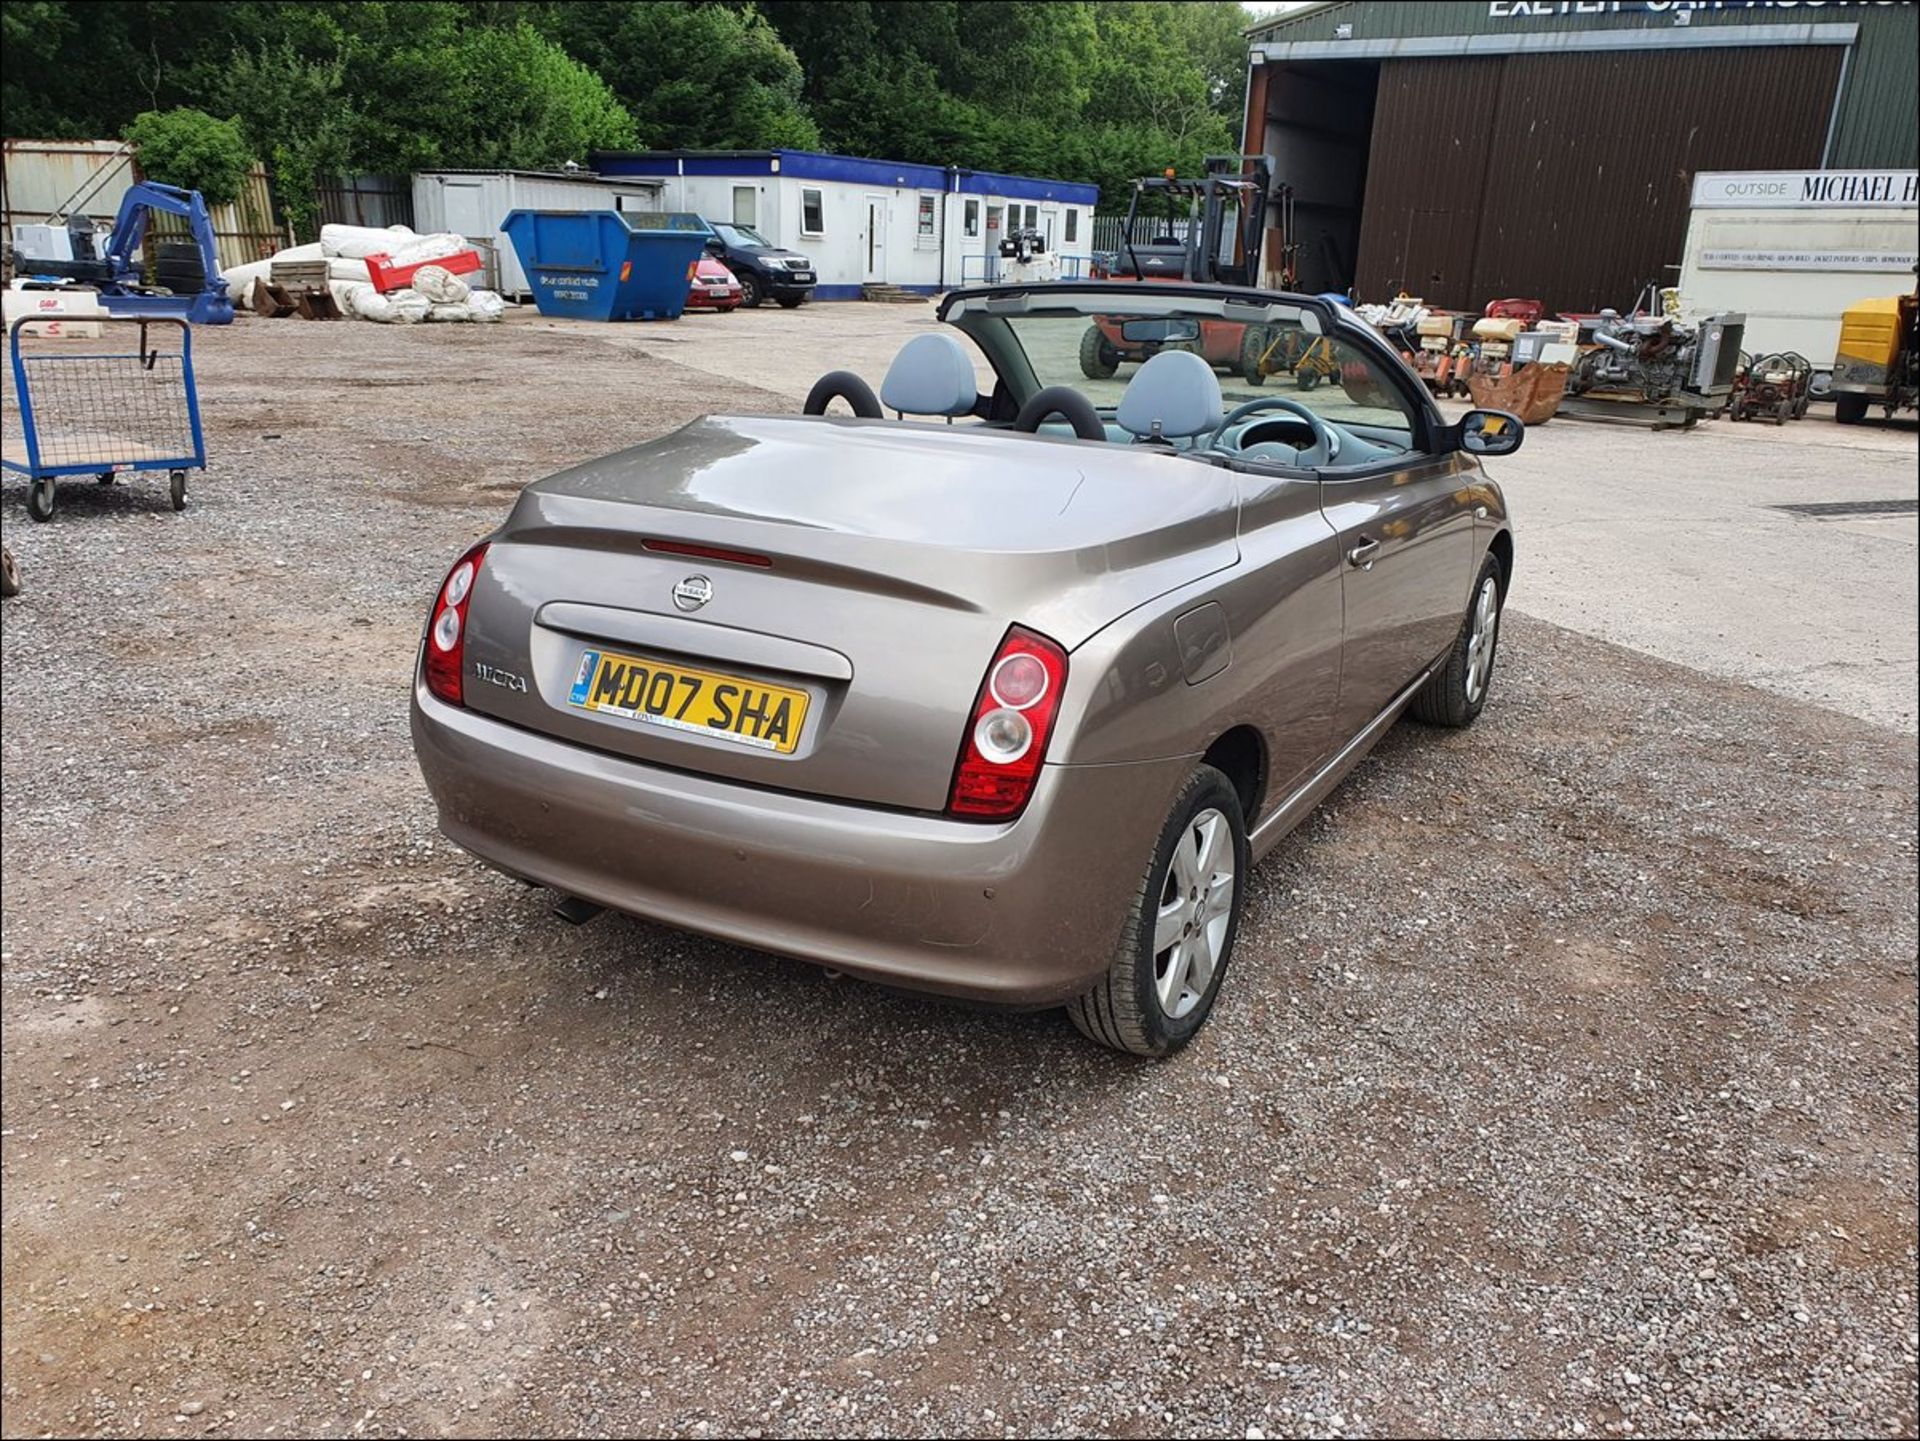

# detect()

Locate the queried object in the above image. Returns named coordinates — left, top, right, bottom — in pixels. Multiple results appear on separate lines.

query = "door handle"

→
left=1347, top=537, right=1381, bottom=569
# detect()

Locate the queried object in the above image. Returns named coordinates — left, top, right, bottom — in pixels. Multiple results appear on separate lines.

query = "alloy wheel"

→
left=1152, top=807, right=1236, bottom=1019
left=1465, top=575, right=1500, bottom=704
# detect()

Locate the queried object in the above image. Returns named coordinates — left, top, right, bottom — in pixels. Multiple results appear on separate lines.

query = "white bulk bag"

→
left=387, top=233, right=468, bottom=268
left=320, top=223, right=418, bottom=259
left=411, top=264, right=472, bottom=305
left=386, top=289, right=430, bottom=324
left=219, top=259, right=273, bottom=303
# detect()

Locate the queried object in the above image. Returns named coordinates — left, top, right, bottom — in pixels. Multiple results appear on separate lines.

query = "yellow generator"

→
left=1831, top=286, right=1917, bottom=424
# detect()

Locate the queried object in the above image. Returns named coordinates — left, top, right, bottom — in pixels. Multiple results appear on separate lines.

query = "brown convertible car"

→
left=411, top=282, right=1520, bottom=1054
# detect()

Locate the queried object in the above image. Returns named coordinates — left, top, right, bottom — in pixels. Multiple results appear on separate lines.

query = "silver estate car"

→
left=411, top=282, right=1521, bottom=1054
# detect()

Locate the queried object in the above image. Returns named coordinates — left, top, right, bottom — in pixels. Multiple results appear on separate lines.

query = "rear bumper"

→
left=411, top=684, right=1188, bottom=1005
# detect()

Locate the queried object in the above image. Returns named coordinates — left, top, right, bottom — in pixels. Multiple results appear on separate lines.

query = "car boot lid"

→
left=501, top=415, right=1239, bottom=649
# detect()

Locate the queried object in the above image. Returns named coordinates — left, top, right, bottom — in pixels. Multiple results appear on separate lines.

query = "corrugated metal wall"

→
left=4, top=140, right=283, bottom=272
left=1250, top=0, right=1916, bottom=170
left=1353, top=45, right=1842, bottom=311
left=1827, top=1, right=1919, bottom=169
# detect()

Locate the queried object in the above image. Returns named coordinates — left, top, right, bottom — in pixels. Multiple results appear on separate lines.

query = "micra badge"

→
left=672, top=574, right=713, bottom=612
left=472, top=662, right=529, bottom=693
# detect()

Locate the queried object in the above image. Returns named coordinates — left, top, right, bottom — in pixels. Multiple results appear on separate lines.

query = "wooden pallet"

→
left=3, top=434, right=181, bottom=467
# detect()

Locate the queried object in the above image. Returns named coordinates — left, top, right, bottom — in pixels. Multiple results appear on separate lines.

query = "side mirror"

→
left=1457, top=408, right=1524, bottom=457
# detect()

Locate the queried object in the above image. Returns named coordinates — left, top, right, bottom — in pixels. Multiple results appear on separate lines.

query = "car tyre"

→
left=739, top=272, right=763, bottom=309
left=776, top=295, right=805, bottom=309
left=1833, top=392, right=1867, bottom=424
left=1409, top=552, right=1503, bottom=728
left=1078, top=324, right=1119, bottom=380
left=1067, top=764, right=1248, bottom=1057
left=1238, top=325, right=1269, bottom=386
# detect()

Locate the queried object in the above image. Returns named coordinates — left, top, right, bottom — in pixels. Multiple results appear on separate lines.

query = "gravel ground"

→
left=2, top=313, right=1916, bottom=1438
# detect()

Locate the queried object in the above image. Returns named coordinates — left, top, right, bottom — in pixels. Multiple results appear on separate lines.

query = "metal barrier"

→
left=957, top=254, right=1098, bottom=285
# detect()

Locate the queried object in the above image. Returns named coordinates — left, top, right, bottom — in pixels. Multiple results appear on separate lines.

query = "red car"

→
left=685, top=256, right=743, bottom=312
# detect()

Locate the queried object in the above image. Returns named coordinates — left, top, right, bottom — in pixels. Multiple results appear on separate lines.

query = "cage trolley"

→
left=4, top=315, right=207, bottom=522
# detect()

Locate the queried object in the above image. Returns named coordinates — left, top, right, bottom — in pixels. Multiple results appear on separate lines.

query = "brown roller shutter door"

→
left=1354, top=44, right=1843, bottom=312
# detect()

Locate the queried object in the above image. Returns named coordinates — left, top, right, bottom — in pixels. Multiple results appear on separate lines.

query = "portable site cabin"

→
left=589, top=149, right=1099, bottom=297
left=412, top=169, right=666, bottom=299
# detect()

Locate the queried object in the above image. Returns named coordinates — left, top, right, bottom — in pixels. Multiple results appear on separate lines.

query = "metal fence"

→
left=1089, top=215, right=1203, bottom=256
left=957, top=254, right=1098, bottom=285
left=148, top=164, right=283, bottom=271
left=1, top=141, right=284, bottom=273
left=315, top=175, right=415, bottom=232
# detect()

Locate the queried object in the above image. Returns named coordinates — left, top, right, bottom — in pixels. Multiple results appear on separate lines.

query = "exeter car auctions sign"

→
left=1489, top=1, right=1908, bottom=16
left=1691, top=170, right=1920, bottom=210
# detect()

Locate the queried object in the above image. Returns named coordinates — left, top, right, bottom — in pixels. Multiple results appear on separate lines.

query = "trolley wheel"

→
left=27, top=476, right=57, bottom=522
left=169, top=470, right=188, bottom=512
left=1296, top=367, right=1323, bottom=391
left=97, top=470, right=116, bottom=485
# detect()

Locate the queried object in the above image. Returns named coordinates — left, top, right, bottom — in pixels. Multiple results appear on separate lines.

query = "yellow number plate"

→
left=566, top=647, right=809, bottom=754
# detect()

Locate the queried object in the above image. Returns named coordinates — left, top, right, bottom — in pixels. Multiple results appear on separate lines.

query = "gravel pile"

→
left=2, top=315, right=1915, bottom=1438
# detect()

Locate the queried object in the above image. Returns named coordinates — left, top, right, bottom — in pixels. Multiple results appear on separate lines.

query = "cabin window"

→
left=964, top=198, right=981, bottom=238
left=800, top=187, right=825, bottom=236
left=732, top=185, right=757, bottom=225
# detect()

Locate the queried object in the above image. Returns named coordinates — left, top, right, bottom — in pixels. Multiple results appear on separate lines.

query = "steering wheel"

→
left=1206, top=395, right=1340, bottom=462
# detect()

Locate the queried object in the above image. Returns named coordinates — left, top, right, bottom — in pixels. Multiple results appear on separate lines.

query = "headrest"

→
left=880, top=332, right=978, bottom=417
left=1115, top=349, right=1222, bottom=440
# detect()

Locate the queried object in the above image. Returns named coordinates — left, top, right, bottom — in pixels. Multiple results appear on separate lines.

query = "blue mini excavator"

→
left=18, top=181, right=234, bottom=325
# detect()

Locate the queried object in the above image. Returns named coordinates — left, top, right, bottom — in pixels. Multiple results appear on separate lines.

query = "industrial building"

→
left=589, top=149, right=1099, bottom=298
left=1241, top=1, right=1920, bottom=311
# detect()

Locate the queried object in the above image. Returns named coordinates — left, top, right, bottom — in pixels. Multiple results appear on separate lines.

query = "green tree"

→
left=333, top=11, right=637, bottom=173
left=758, top=0, right=1248, bottom=209
left=212, top=40, right=354, bottom=243
left=537, top=2, right=818, bottom=151
left=3, top=0, right=1260, bottom=220
left=122, top=107, right=255, bottom=204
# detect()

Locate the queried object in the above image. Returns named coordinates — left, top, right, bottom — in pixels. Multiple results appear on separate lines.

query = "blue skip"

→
left=502, top=210, right=715, bottom=322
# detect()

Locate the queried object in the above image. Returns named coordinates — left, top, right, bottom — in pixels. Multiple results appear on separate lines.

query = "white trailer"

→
left=1678, top=170, right=1918, bottom=370
left=412, top=169, right=665, bottom=299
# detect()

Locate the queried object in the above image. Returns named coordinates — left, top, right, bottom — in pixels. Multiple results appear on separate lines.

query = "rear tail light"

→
left=947, top=626, right=1068, bottom=820
left=423, top=542, right=489, bottom=706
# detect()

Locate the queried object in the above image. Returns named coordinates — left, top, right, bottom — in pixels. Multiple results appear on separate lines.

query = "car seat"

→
left=879, top=333, right=979, bottom=422
left=1115, top=349, right=1222, bottom=447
